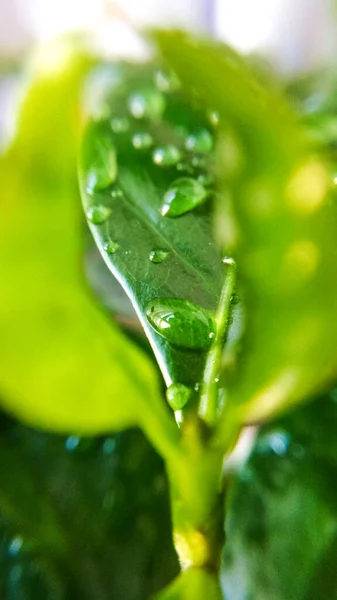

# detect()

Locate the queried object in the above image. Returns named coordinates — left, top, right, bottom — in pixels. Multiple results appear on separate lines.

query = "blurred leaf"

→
left=153, top=567, right=222, bottom=600
left=79, top=63, right=232, bottom=389
left=154, top=32, right=337, bottom=425
left=222, top=391, right=337, bottom=600
left=0, top=417, right=178, bottom=600
left=0, top=41, right=172, bottom=439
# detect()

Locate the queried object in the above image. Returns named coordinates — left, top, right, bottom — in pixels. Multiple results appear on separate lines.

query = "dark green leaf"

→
left=222, top=391, right=337, bottom=600
left=0, top=417, right=178, bottom=600
left=79, top=63, right=227, bottom=389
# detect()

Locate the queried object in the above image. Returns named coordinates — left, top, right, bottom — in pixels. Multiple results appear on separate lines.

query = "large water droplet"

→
left=149, top=249, right=169, bottom=263
left=161, top=178, right=207, bottom=217
left=145, top=298, right=215, bottom=350
left=185, top=129, right=213, bottom=154
left=111, top=116, right=129, bottom=133
left=153, top=145, right=182, bottom=167
left=132, top=131, right=153, bottom=150
left=87, top=204, right=111, bottom=224
left=86, top=134, right=117, bottom=194
left=166, top=383, right=193, bottom=410
left=128, top=89, right=165, bottom=119
left=104, top=240, right=119, bottom=254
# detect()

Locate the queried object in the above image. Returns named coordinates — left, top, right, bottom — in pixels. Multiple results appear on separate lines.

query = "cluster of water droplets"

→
left=84, top=66, right=219, bottom=268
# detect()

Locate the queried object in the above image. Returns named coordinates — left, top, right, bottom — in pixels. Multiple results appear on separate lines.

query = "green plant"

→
left=1, top=31, right=337, bottom=599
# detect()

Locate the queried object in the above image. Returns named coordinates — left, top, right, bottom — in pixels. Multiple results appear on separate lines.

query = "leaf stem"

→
left=199, top=258, right=237, bottom=427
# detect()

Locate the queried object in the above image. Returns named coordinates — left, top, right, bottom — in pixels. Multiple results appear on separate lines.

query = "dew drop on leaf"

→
left=161, top=177, right=208, bottom=217
left=149, top=249, right=169, bottom=263
left=153, top=145, right=182, bottom=167
left=101, top=437, right=117, bottom=455
left=128, top=88, right=165, bottom=119
left=132, top=131, right=153, bottom=150
left=86, top=204, right=111, bottom=225
left=185, top=129, right=213, bottom=153
left=111, top=187, right=123, bottom=198
left=111, top=116, right=130, bottom=133
left=145, top=298, right=215, bottom=350
left=103, top=240, right=119, bottom=254
left=166, top=383, right=193, bottom=410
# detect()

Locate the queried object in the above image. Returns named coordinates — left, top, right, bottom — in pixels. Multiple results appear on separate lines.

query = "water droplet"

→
left=149, top=249, right=169, bottom=263
left=198, top=173, right=214, bottom=187
left=191, top=155, right=207, bottom=168
left=222, top=256, right=235, bottom=266
left=208, top=110, right=220, bottom=127
left=111, top=116, right=129, bottom=133
left=166, top=383, right=193, bottom=410
left=176, top=161, right=194, bottom=175
left=155, top=69, right=180, bottom=92
left=266, top=431, right=291, bottom=457
left=65, top=436, right=80, bottom=451
left=8, top=537, right=24, bottom=557
left=85, top=134, right=117, bottom=193
left=161, top=177, right=208, bottom=217
left=128, top=89, right=165, bottom=119
left=153, top=145, right=182, bottom=167
left=186, top=129, right=213, bottom=154
left=87, top=204, right=111, bottom=224
left=111, top=187, right=123, bottom=198
left=104, top=240, right=119, bottom=254
left=132, top=131, right=153, bottom=149
left=145, top=298, right=215, bottom=350
left=102, top=437, right=117, bottom=455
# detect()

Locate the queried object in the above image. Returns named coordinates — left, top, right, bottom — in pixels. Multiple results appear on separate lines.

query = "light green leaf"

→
left=0, top=40, right=175, bottom=444
left=154, top=31, right=337, bottom=425
left=153, top=567, right=222, bottom=600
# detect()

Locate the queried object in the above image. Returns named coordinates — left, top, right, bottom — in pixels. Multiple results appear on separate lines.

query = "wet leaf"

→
left=79, top=63, right=229, bottom=389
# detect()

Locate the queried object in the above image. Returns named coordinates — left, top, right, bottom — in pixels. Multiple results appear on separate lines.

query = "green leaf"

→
left=0, top=415, right=179, bottom=599
left=153, top=567, right=222, bottom=600
left=222, top=390, right=337, bottom=600
left=79, top=63, right=228, bottom=390
left=154, top=31, right=337, bottom=425
left=0, top=41, right=173, bottom=441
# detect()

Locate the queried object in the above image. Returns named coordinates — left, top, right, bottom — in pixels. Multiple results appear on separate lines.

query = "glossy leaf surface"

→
left=79, top=63, right=229, bottom=389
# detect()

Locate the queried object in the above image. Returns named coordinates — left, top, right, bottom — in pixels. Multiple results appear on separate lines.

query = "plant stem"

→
left=199, top=258, right=237, bottom=427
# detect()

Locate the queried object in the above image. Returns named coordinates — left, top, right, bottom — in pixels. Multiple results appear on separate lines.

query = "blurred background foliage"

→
left=1, top=2, right=337, bottom=599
